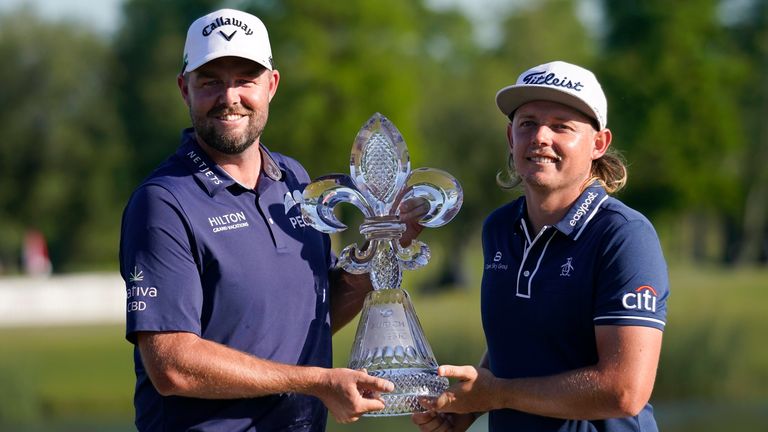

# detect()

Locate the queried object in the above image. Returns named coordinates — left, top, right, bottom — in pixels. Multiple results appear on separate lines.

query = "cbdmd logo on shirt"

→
left=208, top=211, right=250, bottom=233
left=622, top=285, right=658, bottom=312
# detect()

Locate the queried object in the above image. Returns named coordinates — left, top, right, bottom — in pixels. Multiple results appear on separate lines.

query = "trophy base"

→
left=364, top=368, right=449, bottom=416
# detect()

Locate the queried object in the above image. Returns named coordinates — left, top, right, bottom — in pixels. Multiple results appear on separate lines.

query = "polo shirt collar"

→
left=259, top=142, right=283, bottom=182
left=513, top=180, right=609, bottom=241
left=177, top=128, right=283, bottom=196
left=554, top=180, right=608, bottom=239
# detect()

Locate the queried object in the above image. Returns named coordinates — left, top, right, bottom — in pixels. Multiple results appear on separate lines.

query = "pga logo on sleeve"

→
left=622, top=285, right=658, bottom=312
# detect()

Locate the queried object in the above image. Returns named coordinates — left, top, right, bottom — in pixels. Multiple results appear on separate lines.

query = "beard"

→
left=191, top=103, right=268, bottom=155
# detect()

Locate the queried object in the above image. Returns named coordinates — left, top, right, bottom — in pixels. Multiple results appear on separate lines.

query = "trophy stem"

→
left=348, top=288, right=449, bottom=416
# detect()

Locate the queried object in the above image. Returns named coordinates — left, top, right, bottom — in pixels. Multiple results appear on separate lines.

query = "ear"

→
left=592, top=128, right=612, bottom=160
left=177, top=73, right=191, bottom=107
left=267, top=69, right=280, bottom=102
left=506, top=123, right=514, bottom=152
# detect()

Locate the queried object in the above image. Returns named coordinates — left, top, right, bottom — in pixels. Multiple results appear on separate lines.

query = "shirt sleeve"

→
left=119, top=184, right=203, bottom=343
left=593, top=218, right=669, bottom=330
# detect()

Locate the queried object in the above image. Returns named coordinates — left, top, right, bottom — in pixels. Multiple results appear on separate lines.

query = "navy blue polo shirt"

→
left=119, top=129, right=333, bottom=432
left=481, top=182, right=668, bottom=432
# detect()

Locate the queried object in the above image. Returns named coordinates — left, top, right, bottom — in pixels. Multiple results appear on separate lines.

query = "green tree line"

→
left=0, top=0, right=766, bottom=276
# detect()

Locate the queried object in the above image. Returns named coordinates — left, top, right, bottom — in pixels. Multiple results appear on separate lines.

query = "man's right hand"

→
left=311, top=368, right=394, bottom=423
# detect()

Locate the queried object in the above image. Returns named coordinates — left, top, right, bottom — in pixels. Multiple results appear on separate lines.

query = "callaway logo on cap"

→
left=495, top=61, right=607, bottom=130
left=182, top=8, right=273, bottom=74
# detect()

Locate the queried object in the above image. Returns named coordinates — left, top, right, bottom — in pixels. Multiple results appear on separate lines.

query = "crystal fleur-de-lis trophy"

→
left=301, top=113, right=463, bottom=416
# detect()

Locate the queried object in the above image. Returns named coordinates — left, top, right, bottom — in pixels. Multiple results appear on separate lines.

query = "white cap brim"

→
left=496, top=85, right=603, bottom=129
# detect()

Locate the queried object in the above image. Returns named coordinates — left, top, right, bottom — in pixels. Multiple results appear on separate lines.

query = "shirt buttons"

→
left=523, top=270, right=530, bottom=277
left=268, top=218, right=274, bottom=225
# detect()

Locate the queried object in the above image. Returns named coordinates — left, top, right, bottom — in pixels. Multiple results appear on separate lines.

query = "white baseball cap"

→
left=495, top=61, right=607, bottom=129
left=182, top=8, right=273, bottom=74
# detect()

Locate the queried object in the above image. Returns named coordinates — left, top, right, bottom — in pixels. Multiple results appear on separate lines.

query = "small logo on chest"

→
left=560, top=257, right=574, bottom=277
left=485, top=251, right=508, bottom=271
left=284, top=190, right=303, bottom=214
left=208, top=211, right=250, bottom=233
left=284, top=190, right=308, bottom=229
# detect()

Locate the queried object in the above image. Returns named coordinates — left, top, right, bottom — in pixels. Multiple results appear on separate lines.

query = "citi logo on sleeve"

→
left=622, top=285, right=658, bottom=312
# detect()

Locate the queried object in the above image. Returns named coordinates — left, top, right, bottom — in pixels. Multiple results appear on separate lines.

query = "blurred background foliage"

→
left=1, top=0, right=768, bottom=430
left=1, top=0, right=767, bottom=275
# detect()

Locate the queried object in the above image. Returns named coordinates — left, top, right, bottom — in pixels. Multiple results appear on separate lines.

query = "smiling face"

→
left=178, top=56, right=279, bottom=155
left=508, top=100, right=611, bottom=198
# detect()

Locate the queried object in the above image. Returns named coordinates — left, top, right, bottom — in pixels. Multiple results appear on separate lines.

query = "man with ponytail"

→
left=413, top=61, right=668, bottom=432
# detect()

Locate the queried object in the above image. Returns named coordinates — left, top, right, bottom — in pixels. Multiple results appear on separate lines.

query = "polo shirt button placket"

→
left=523, top=270, right=530, bottom=277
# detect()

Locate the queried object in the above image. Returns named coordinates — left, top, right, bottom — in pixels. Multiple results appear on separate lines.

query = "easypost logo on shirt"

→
left=569, top=191, right=599, bottom=227
left=622, top=285, right=658, bottom=312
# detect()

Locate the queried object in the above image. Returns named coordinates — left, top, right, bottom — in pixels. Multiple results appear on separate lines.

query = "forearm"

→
left=490, top=327, right=660, bottom=419
left=439, top=328, right=660, bottom=420
left=329, top=268, right=372, bottom=333
left=138, top=332, right=326, bottom=399
left=495, top=366, right=639, bottom=420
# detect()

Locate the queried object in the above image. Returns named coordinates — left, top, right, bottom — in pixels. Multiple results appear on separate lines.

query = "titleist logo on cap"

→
left=201, top=15, right=255, bottom=37
left=522, top=71, right=585, bottom=92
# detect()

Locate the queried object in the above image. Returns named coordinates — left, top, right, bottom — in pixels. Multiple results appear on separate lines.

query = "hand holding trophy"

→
left=301, top=113, right=463, bottom=416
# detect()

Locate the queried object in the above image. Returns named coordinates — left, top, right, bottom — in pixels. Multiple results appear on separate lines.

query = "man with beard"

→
left=119, top=8, right=425, bottom=432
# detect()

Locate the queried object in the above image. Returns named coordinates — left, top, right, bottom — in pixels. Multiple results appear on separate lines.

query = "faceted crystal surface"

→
left=360, top=132, right=399, bottom=203
left=369, top=241, right=402, bottom=291
left=366, top=368, right=449, bottom=416
left=349, top=288, right=446, bottom=416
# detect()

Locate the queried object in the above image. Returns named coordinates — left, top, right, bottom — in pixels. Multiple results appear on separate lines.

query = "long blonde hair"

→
left=496, top=147, right=628, bottom=194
